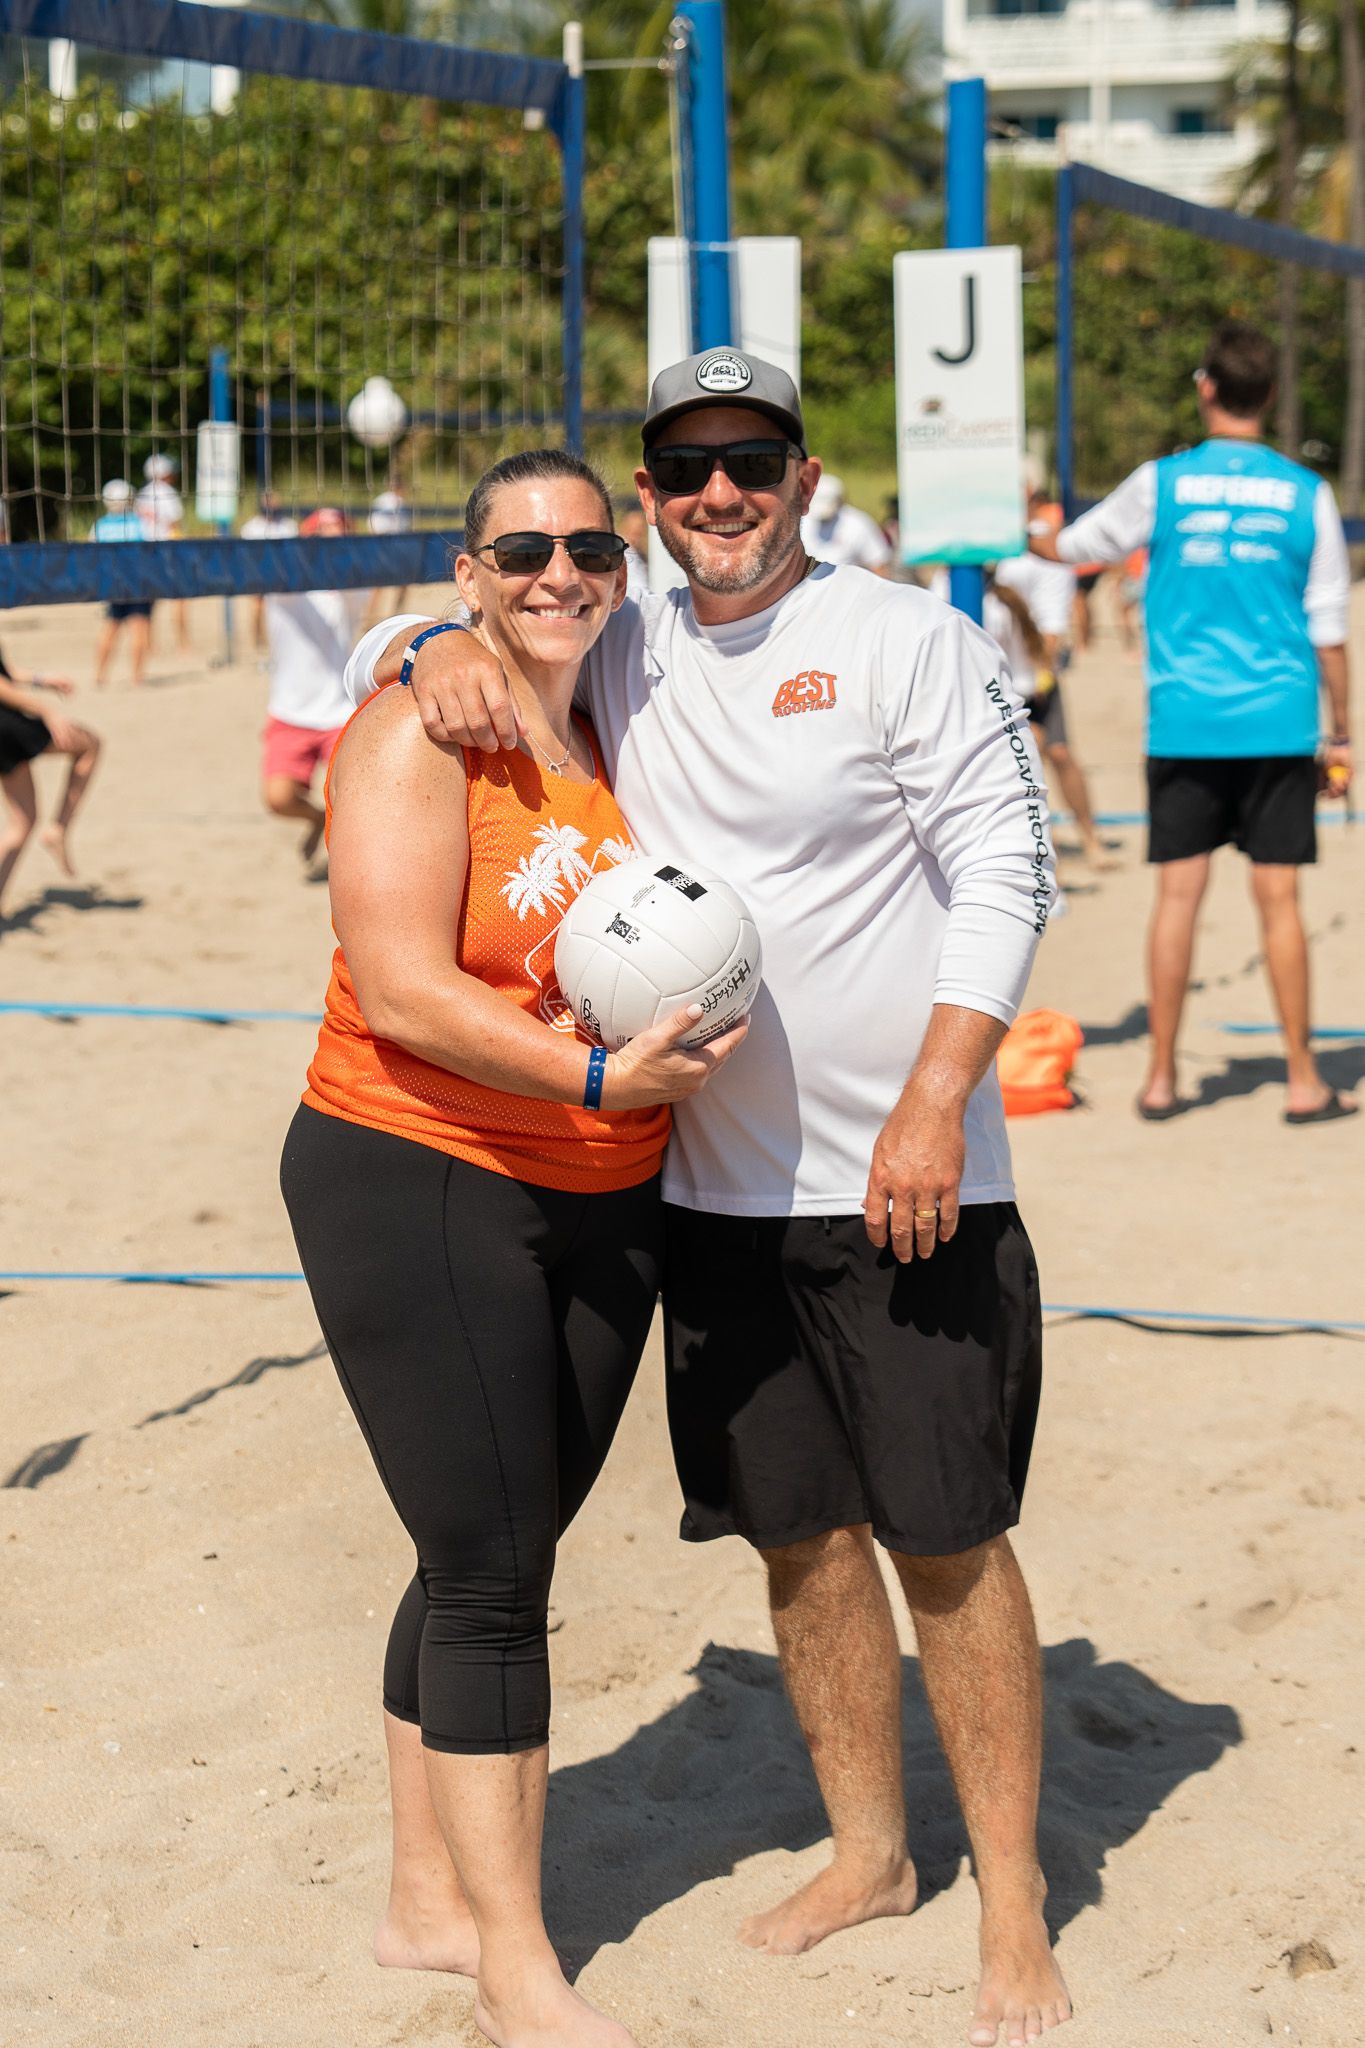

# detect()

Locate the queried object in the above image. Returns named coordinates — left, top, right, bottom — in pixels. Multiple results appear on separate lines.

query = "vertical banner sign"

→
left=893, top=247, right=1025, bottom=565
left=195, top=421, right=240, bottom=526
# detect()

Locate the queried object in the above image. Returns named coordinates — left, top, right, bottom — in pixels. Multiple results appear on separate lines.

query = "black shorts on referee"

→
left=663, top=1202, right=1042, bottom=1559
left=1147, top=754, right=1317, bottom=866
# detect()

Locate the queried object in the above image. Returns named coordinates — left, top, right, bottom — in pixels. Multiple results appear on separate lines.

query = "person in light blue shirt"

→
left=1032, top=322, right=1354, bottom=1127
left=91, top=479, right=151, bottom=688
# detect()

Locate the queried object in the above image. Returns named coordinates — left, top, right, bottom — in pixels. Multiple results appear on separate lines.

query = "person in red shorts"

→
left=261, top=507, right=370, bottom=867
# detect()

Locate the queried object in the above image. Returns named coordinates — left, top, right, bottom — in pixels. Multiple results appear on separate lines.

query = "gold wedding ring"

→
left=913, top=1207, right=939, bottom=1220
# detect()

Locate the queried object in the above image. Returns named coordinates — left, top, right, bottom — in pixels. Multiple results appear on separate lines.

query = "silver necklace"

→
left=524, top=724, right=575, bottom=776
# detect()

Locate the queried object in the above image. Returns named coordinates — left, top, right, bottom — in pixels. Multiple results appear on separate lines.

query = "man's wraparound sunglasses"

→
left=644, top=438, right=802, bottom=496
left=473, top=529, right=627, bottom=575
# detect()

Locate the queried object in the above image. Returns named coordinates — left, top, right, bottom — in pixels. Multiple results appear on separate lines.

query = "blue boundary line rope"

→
left=1219, top=1023, right=1365, bottom=1039
left=0, top=1274, right=1361, bottom=1333
left=0, top=1000, right=323, bottom=1023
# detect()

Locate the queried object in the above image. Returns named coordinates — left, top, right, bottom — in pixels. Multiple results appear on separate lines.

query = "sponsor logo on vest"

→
left=695, top=351, right=752, bottom=395
left=771, top=669, right=838, bottom=718
left=606, top=913, right=640, bottom=944
left=655, top=864, right=707, bottom=900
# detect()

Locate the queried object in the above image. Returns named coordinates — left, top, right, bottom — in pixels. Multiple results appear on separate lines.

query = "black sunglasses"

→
left=473, top=529, right=627, bottom=575
left=644, top=438, right=801, bottom=496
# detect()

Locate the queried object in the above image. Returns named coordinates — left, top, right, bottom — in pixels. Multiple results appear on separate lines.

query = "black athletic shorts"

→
left=663, top=1202, right=1042, bottom=1558
left=105, top=601, right=153, bottom=622
left=1025, top=679, right=1069, bottom=749
left=1147, top=754, right=1317, bottom=866
left=0, top=701, right=51, bottom=777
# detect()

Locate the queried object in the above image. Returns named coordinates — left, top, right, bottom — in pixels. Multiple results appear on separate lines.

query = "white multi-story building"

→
left=942, top=0, right=1286, bottom=204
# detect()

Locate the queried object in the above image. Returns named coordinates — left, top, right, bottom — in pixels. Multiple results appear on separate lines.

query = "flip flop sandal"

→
left=1284, top=1089, right=1360, bottom=1126
left=1135, top=1097, right=1190, bottom=1122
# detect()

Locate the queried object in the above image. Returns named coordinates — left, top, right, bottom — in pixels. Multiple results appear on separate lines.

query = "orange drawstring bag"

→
left=996, top=1009, right=1084, bottom=1116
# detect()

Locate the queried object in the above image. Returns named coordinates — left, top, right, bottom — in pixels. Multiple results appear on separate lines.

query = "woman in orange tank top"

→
left=279, top=452, right=746, bottom=2048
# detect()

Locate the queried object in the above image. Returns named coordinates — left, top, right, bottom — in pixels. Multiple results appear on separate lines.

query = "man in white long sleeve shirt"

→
left=1032, top=320, right=1354, bottom=1125
left=345, top=351, right=1069, bottom=2046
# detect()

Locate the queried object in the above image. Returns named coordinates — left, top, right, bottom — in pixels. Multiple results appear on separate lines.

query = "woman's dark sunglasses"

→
left=474, top=529, right=627, bottom=575
left=644, top=438, right=800, bottom=496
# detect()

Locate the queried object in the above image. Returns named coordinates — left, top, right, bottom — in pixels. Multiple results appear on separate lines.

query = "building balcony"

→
left=989, top=122, right=1255, bottom=202
left=949, top=0, right=1286, bottom=90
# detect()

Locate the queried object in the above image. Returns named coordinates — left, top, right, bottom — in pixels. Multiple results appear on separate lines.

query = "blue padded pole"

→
left=676, top=1, right=735, bottom=350
left=210, top=346, right=235, bottom=660
left=556, top=25, right=586, bottom=454
left=946, top=77, right=987, bottom=626
left=1056, top=163, right=1075, bottom=520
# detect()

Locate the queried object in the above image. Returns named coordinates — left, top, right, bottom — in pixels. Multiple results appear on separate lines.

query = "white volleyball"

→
left=346, top=375, right=409, bottom=449
left=554, top=858, right=761, bottom=1052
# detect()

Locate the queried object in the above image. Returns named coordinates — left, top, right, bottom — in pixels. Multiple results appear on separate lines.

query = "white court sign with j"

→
left=893, top=247, right=1025, bottom=566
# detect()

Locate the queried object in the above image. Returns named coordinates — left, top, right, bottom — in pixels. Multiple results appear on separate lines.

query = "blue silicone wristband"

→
left=583, top=1045, right=608, bottom=1110
left=398, top=620, right=467, bottom=688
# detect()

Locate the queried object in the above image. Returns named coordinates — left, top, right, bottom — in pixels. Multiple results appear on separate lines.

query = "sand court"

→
left=2, top=587, right=1363, bottom=2044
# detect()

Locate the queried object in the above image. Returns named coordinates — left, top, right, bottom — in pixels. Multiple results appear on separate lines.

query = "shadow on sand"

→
left=0, top=884, right=144, bottom=934
left=543, top=1637, right=1241, bottom=1967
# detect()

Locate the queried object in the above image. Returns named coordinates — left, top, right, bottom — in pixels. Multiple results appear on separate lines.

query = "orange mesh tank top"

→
left=303, top=690, right=669, bottom=1193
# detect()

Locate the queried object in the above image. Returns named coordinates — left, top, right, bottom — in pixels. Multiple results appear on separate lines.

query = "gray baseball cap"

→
left=642, top=348, right=805, bottom=450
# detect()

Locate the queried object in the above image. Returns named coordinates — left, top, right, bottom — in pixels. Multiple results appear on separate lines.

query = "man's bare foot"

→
left=38, top=824, right=76, bottom=878
left=738, top=1853, right=918, bottom=1956
left=374, top=1898, right=480, bottom=1976
left=474, top=1959, right=639, bottom=2047
left=300, top=818, right=324, bottom=864
left=969, top=1899, right=1072, bottom=2046
left=1082, top=840, right=1119, bottom=873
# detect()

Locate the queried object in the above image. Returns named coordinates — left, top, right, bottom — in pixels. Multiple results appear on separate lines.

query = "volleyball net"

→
left=1056, top=161, right=1365, bottom=542
left=0, top=0, right=584, bottom=606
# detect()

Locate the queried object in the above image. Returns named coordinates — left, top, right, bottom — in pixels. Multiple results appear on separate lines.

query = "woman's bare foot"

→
left=374, top=1897, right=480, bottom=1976
left=968, top=1899, right=1072, bottom=2046
left=737, top=1851, right=918, bottom=1956
left=39, top=824, right=76, bottom=878
left=474, top=1954, right=639, bottom=2048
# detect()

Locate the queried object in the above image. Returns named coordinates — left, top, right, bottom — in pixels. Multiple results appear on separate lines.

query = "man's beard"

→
left=656, top=493, right=804, bottom=596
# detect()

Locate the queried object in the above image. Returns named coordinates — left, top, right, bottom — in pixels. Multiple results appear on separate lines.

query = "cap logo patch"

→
left=696, top=351, right=752, bottom=395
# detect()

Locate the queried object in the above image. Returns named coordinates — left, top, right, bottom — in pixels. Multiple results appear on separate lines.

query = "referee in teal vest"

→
left=1032, top=321, right=1354, bottom=1125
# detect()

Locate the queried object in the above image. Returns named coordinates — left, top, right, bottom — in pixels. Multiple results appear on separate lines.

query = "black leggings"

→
left=280, top=1105, right=663, bottom=1754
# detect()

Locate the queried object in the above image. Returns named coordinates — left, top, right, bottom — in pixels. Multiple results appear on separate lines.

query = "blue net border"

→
left=0, top=533, right=460, bottom=607
left=0, top=0, right=567, bottom=118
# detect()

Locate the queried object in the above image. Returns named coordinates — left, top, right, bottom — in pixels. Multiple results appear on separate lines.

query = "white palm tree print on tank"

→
left=502, top=825, right=637, bottom=1026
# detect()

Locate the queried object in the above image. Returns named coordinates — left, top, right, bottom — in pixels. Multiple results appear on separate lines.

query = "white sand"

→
left=2, top=584, right=1362, bottom=2044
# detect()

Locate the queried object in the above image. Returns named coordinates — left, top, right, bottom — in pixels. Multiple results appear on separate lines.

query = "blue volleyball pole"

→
left=676, top=0, right=735, bottom=350
left=946, top=77, right=987, bottom=626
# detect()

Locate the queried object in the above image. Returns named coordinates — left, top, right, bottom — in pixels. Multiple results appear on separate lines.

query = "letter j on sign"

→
left=893, top=247, right=1025, bottom=567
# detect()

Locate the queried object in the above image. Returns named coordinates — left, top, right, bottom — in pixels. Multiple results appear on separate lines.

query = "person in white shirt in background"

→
left=135, top=453, right=192, bottom=657
left=801, top=472, right=892, bottom=575
left=994, top=492, right=1112, bottom=870
left=261, top=507, right=370, bottom=870
left=240, top=490, right=301, bottom=656
left=366, top=487, right=413, bottom=620
left=343, top=351, right=1070, bottom=2048
left=618, top=503, right=652, bottom=605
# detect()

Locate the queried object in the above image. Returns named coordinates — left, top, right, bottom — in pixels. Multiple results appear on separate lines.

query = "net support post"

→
left=946, top=76, right=987, bottom=625
left=1056, top=162, right=1075, bottom=522
left=676, top=0, right=735, bottom=351
left=556, top=23, right=586, bottom=454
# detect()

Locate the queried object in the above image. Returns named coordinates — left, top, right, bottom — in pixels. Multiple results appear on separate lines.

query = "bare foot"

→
left=1136, top=1070, right=1177, bottom=1115
left=374, top=1899, right=480, bottom=1977
left=969, top=1902, right=1072, bottom=2046
left=39, top=824, right=76, bottom=878
left=1082, top=841, right=1119, bottom=873
left=738, top=1853, right=918, bottom=1956
left=475, top=1961, right=639, bottom=2048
